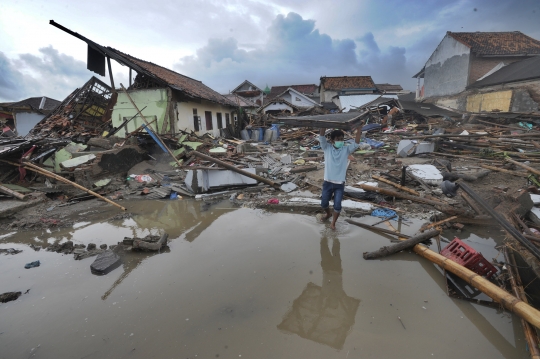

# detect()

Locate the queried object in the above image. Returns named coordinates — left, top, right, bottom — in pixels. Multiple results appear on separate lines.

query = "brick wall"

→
left=468, top=55, right=529, bottom=84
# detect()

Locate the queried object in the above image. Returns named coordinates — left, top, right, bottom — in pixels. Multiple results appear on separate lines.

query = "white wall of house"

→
left=280, top=91, right=316, bottom=108
left=320, top=86, right=339, bottom=103
left=176, top=99, right=236, bottom=137
left=424, top=35, right=471, bottom=98
left=14, top=112, right=45, bottom=136
left=261, top=102, right=295, bottom=114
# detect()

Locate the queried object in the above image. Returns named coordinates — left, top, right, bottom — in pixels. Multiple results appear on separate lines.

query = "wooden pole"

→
left=119, top=84, right=183, bottom=167
left=422, top=215, right=458, bottom=230
left=2, top=160, right=126, bottom=211
left=480, top=164, right=528, bottom=177
left=504, top=248, right=540, bottom=359
left=0, top=184, right=26, bottom=200
left=371, top=175, right=420, bottom=196
left=346, top=219, right=411, bottom=238
left=363, top=229, right=440, bottom=259
left=355, top=183, right=445, bottom=206
left=505, top=157, right=540, bottom=177
left=413, top=244, right=540, bottom=329
left=190, top=150, right=281, bottom=189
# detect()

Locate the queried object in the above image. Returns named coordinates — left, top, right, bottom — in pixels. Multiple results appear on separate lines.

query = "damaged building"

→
left=49, top=21, right=238, bottom=139
left=414, top=31, right=540, bottom=113
left=0, top=97, right=60, bottom=137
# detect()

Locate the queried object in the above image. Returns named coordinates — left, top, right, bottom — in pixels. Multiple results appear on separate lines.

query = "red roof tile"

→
left=320, top=76, right=375, bottom=91
left=447, top=31, right=540, bottom=56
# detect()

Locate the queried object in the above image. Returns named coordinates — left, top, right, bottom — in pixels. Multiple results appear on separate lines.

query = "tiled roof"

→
left=447, top=31, right=540, bottom=56
left=469, top=55, right=540, bottom=88
left=223, top=94, right=260, bottom=108
left=320, top=76, right=375, bottom=91
left=108, top=48, right=237, bottom=107
left=375, top=83, right=403, bottom=92
left=268, top=84, right=318, bottom=99
left=6, top=97, right=60, bottom=112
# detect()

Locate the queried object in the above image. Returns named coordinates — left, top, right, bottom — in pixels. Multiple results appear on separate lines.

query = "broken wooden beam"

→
left=503, top=248, right=540, bottom=359
left=1, top=160, right=126, bottom=211
left=346, top=219, right=411, bottom=238
left=505, top=158, right=540, bottom=177
left=459, top=182, right=540, bottom=262
left=460, top=192, right=484, bottom=215
left=190, top=150, right=280, bottom=189
left=0, top=184, right=26, bottom=201
left=363, top=229, right=440, bottom=259
left=480, top=164, right=528, bottom=177
left=371, top=175, right=420, bottom=196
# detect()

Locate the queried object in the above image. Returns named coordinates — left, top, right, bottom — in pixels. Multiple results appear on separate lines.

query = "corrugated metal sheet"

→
left=339, top=95, right=398, bottom=112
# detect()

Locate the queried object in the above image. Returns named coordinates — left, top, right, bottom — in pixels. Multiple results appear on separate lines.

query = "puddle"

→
left=0, top=199, right=530, bottom=358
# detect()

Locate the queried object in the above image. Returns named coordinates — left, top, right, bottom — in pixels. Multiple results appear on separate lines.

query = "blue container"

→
left=258, top=127, right=265, bottom=142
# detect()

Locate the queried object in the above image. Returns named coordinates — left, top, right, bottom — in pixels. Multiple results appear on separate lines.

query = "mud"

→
left=0, top=199, right=531, bottom=358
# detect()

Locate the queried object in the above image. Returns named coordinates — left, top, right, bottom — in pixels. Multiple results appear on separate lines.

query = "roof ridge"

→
left=108, top=47, right=203, bottom=84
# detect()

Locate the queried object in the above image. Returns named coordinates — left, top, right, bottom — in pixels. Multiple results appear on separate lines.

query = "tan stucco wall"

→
left=466, top=90, right=513, bottom=112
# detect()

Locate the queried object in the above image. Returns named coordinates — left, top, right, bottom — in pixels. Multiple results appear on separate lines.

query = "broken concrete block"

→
left=415, top=142, right=435, bottom=154
left=90, top=251, right=121, bottom=275
left=407, top=164, right=443, bottom=186
left=281, top=182, right=298, bottom=193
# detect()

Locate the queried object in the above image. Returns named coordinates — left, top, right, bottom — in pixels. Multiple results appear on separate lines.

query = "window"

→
left=205, top=111, right=213, bottom=130
left=217, top=112, right=223, bottom=129
left=225, top=113, right=230, bottom=126
left=193, top=109, right=200, bottom=132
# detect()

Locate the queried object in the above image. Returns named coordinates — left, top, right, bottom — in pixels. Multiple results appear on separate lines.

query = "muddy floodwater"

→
left=0, top=199, right=530, bottom=358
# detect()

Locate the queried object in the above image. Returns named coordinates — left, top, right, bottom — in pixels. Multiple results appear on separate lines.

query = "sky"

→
left=1, top=0, right=539, bottom=102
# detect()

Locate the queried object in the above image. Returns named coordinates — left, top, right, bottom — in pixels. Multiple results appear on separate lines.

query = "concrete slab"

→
left=0, top=197, right=45, bottom=218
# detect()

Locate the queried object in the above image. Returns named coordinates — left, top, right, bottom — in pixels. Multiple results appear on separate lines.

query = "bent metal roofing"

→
left=447, top=31, right=540, bottom=56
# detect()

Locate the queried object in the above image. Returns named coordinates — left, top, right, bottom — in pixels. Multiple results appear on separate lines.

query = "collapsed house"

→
left=0, top=97, right=60, bottom=137
left=48, top=21, right=238, bottom=139
left=413, top=31, right=540, bottom=114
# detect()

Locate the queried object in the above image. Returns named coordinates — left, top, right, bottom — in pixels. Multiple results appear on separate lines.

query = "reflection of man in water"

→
left=277, top=236, right=360, bottom=349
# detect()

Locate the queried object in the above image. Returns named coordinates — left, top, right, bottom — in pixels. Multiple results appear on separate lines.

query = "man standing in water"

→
left=318, top=127, right=362, bottom=230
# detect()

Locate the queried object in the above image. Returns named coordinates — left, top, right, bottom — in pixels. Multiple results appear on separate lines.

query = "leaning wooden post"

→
left=1, top=160, right=126, bottom=211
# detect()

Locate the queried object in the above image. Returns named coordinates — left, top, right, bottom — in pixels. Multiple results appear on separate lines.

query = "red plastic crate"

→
left=440, top=237, right=497, bottom=279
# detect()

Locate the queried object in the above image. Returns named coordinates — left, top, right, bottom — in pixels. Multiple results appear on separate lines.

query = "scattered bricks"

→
left=87, top=243, right=97, bottom=250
